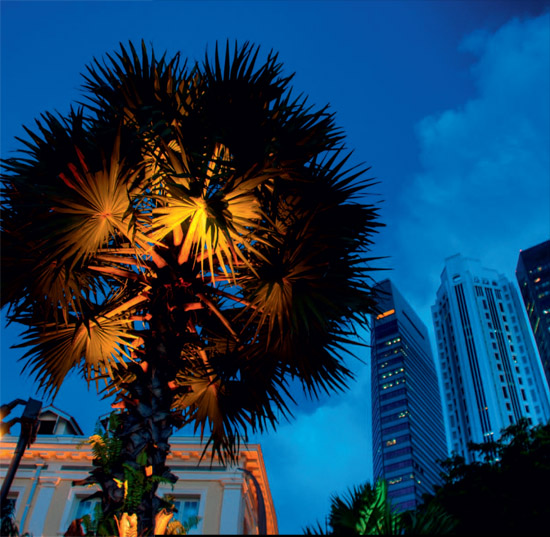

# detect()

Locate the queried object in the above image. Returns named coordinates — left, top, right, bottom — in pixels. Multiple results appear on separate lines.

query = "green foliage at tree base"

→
left=303, top=479, right=455, bottom=535
left=0, top=502, right=32, bottom=537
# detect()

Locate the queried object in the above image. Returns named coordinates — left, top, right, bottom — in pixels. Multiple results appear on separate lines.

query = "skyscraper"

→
left=516, top=240, right=550, bottom=380
left=432, top=254, right=550, bottom=461
left=370, top=279, right=447, bottom=512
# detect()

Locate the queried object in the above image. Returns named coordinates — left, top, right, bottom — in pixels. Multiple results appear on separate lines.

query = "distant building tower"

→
left=516, top=240, right=550, bottom=380
left=432, top=254, right=550, bottom=462
left=370, top=279, right=447, bottom=512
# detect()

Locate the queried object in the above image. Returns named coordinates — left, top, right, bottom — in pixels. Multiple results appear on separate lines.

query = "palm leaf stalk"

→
left=1, top=40, right=384, bottom=534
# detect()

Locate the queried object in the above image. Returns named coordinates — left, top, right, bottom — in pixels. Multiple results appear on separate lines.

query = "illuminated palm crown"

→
left=1, top=42, right=383, bottom=461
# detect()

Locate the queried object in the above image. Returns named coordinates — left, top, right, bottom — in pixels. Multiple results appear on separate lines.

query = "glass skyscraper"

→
left=432, top=254, right=550, bottom=462
left=516, top=240, right=550, bottom=381
left=370, top=279, right=447, bottom=512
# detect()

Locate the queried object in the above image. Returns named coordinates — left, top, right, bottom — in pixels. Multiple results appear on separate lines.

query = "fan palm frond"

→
left=48, top=136, right=148, bottom=267
left=151, top=137, right=270, bottom=281
left=16, top=310, right=141, bottom=398
left=82, top=40, right=190, bottom=131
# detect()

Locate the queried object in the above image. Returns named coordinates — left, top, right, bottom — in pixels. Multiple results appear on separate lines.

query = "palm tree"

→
left=1, top=41, right=383, bottom=534
left=304, top=480, right=403, bottom=535
left=304, top=480, right=456, bottom=535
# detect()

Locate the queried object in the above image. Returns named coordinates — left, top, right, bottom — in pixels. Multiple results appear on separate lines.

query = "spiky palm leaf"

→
left=304, top=480, right=404, bottom=535
left=49, top=141, right=147, bottom=269
left=81, top=40, right=190, bottom=133
left=15, top=312, right=140, bottom=398
left=151, top=140, right=264, bottom=281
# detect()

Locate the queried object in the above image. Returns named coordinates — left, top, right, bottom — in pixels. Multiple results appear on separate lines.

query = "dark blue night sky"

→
left=1, top=1, right=549, bottom=533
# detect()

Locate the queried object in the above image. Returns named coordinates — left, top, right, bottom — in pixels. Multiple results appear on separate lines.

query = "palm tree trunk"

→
left=112, top=277, right=192, bottom=535
left=114, top=362, right=178, bottom=535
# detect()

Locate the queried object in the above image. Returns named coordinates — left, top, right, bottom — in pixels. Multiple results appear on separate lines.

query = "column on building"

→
left=218, top=477, right=244, bottom=534
left=25, top=476, right=61, bottom=536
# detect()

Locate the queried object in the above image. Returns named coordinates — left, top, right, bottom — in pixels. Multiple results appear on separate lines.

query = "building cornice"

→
left=1, top=434, right=278, bottom=534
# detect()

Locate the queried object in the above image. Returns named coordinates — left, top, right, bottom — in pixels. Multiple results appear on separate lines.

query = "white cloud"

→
left=391, top=12, right=550, bottom=323
left=255, top=364, right=372, bottom=534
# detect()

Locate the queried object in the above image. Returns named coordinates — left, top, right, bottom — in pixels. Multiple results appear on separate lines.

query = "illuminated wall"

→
left=432, top=254, right=550, bottom=462
left=370, top=280, right=447, bottom=512
left=0, top=407, right=278, bottom=535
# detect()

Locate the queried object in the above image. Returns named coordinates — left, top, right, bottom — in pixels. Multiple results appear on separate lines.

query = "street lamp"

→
left=0, top=398, right=42, bottom=506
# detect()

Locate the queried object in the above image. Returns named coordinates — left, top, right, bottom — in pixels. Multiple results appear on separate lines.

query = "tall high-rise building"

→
left=370, top=280, right=447, bottom=512
left=432, top=254, right=550, bottom=462
left=516, top=240, right=550, bottom=379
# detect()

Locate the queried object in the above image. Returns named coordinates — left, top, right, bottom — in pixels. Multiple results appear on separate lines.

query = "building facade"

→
left=370, top=280, right=447, bottom=512
left=1, top=407, right=278, bottom=535
left=432, top=254, right=550, bottom=462
left=516, top=240, right=550, bottom=379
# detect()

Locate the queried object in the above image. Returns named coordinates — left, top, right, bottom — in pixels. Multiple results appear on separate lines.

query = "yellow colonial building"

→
left=0, top=406, right=278, bottom=535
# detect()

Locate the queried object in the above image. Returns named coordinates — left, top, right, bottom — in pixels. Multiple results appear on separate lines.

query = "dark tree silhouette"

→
left=1, top=41, right=383, bottom=533
left=421, top=418, right=550, bottom=536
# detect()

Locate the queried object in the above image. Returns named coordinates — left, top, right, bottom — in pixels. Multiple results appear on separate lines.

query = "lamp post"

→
left=0, top=398, right=42, bottom=506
